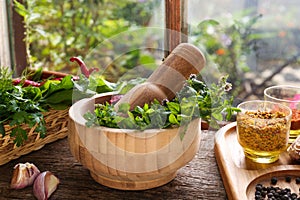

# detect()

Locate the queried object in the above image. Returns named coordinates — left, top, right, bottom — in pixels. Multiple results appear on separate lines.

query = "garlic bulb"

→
left=10, top=162, right=40, bottom=189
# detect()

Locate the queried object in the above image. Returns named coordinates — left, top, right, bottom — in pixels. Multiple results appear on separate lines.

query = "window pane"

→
left=18, top=0, right=165, bottom=81
left=187, top=0, right=300, bottom=100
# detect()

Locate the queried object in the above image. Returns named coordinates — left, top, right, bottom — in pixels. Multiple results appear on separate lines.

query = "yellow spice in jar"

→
left=237, top=110, right=289, bottom=152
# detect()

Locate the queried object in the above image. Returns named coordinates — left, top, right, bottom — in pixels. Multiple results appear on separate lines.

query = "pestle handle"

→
left=114, top=43, right=206, bottom=110
left=147, top=43, right=205, bottom=99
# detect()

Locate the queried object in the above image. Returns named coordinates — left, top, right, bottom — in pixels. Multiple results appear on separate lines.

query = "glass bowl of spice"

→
left=237, top=100, right=292, bottom=164
left=264, top=85, right=300, bottom=143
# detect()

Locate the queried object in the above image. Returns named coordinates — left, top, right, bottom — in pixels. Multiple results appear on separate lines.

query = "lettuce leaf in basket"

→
left=40, top=74, right=118, bottom=109
left=40, top=75, right=75, bottom=109
left=89, top=75, right=117, bottom=93
left=16, top=68, right=146, bottom=111
left=41, top=75, right=74, bottom=98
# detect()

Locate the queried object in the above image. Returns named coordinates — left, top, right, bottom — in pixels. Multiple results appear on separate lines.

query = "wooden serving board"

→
left=214, top=122, right=300, bottom=200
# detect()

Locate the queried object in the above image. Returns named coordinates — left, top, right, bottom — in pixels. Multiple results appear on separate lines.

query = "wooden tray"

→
left=214, top=122, right=300, bottom=200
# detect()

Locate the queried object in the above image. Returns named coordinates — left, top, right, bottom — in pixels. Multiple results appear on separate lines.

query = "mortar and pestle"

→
left=68, top=43, right=206, bottom=190
left=114, top=42, right=206, bottom=110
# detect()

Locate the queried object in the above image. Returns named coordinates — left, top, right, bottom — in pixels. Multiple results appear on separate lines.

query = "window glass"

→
left=15, top=0, right=165, bottom=81
left=187, top=0, right=300, bottom=100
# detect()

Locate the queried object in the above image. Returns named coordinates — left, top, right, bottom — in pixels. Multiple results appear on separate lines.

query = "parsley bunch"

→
left=0, top=66, right=140, bottom=146
left=84, top=75, right=240, bottom=130
left=0, top=68, right=46, bottom=146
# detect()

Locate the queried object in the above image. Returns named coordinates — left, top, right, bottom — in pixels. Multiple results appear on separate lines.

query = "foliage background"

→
left=14, top=0, right=300, bottom=100
left=15, top=0, right=162, bottom=79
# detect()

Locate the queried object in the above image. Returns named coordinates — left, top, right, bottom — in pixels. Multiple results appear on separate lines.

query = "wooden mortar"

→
left=114, top=43, right=206, bottom=110
left=68, top=93, right=201, bottom=190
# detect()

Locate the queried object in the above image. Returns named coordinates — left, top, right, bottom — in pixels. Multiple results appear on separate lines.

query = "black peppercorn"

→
left=285, top=176, right=292, bottom=183
left=254, top=195, right=261, bottom=200
left=255, top=190, right=261, bottom=196
left=255, top=184, right=263, bottom=191
left=267, top=192, right=274, bottom=198
left=282, top=194, right=290, bottom=200
left=291, top=193, right=298, bottom=199
left=271, top=176, right=278, bottom=185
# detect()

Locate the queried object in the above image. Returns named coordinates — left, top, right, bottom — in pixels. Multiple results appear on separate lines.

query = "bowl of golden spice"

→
left=236, top=100, right=292, bottom=164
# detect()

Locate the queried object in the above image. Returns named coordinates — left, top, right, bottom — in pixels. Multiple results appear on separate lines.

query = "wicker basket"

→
left=0, top=70, right=70, bottom=166
left=0, top=108, right=69, bottom=166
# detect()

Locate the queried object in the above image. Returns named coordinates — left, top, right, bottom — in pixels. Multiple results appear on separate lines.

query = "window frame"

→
left=0, top=0, right=12, bottom=70
left=165, top=0, right=187, bottom=55
left=5, top=0, right=27, bottom=76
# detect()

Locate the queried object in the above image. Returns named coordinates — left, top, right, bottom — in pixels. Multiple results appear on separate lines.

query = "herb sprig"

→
left=0, top=68, right=46, bottom=146
left=84, top=75, right=240, bottom=130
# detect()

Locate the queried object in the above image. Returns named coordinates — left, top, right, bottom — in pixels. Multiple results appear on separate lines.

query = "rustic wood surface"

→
left=0, top=130, right=227, bottom=200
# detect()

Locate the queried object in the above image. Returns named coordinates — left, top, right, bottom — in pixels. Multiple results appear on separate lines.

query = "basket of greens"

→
left=0, top=61, right=122, bottom=165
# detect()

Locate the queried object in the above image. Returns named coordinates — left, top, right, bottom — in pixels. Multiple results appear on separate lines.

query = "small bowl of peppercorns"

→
left=252, top=175, right=300, bottom=200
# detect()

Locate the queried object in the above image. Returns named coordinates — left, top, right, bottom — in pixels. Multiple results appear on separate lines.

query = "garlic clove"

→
left=288, top=135, right=300, bottom=162
left=10, top=162, right=40, bottom=189
left=33, top=171, right=60, bottom=200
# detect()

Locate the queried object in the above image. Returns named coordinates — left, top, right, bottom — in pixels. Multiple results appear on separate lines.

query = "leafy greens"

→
left=84, top=75, right=240, bottom=130
left=0, top=68, right=46, bottom=146
left=0, top=67, right=146, bottom=146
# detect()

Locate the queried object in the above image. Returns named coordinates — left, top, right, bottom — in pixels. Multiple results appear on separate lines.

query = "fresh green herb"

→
left=0, top=68, right=46, bottom=146
left=0, top=66, right=142, bottom=146
left=84, top=74, right=240, bottom=130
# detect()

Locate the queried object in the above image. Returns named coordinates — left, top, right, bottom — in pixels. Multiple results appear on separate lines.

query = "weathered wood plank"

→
left=0, top=131, right=227, bottom=200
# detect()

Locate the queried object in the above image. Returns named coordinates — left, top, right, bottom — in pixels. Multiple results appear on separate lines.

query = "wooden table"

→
left=0, top=130, right=228, bottom=199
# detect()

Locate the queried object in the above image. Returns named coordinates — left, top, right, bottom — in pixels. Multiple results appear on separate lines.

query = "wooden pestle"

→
left=114, top=43, right=206, bottom=110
